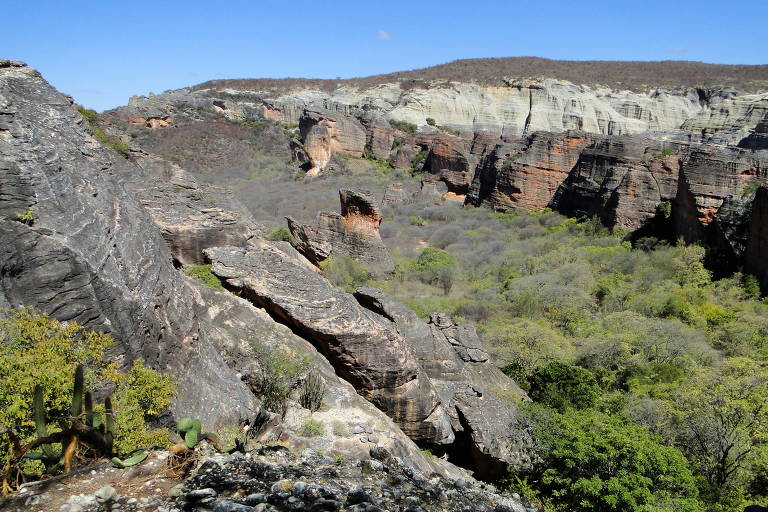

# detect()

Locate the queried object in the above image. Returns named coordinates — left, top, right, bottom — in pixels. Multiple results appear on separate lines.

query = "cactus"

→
left=178, top=418, right=202, bottom=449
left=103, top=395, right=115, bottom=456
left=84, top=391, right=94, bottom=427
left=70, top=364, right=84, bottom=420
left=110, top=449, right=148, bottom=468
left=32, top=386, right=47, bottom=439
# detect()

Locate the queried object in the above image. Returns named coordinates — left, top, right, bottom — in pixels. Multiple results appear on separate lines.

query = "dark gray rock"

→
left=0, top=61, right=256, bottom=429
left=121, top=155, right=262, bottom=265
left=353, top=287, right=530, bottom=479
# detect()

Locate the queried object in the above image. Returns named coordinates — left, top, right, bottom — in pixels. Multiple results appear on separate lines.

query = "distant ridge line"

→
left=191, top=56, right=768, bottom=94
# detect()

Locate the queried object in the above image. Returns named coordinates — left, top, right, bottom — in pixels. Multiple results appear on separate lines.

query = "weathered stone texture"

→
left=0, top=62, right=256, bottom=429
left=205, top=243, right=454, bottom=446
left=287, top=189, right=394, bottom=273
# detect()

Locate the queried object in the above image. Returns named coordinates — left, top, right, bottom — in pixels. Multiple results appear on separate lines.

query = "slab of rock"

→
left=121, top=155, right=262, bottom=265
left=204, top=243, right=454, bottom=446
left=287, top=189, right=394, bottom=273
left=353, top=287, right=530, bottom=479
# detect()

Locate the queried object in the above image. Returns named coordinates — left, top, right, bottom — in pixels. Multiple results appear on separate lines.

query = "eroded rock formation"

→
left=287, top=189, right=395, bottom=273
left=353, top=288, right=530, bottom=479
left=204, top=243, right=454, bottom=446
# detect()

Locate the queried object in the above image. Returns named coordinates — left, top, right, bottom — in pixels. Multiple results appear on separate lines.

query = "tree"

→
left=528, top=361, right=600, bottom=411
left=520, top=408, right=700, bottom=512
left=670, top=357, right=768, bottom=504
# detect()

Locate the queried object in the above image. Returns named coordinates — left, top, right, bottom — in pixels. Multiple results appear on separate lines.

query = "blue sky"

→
left=4, top=0, right=766, bottom=111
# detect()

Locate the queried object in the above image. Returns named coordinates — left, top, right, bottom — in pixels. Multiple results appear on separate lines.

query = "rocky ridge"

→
left=0, top=58, right=535, bottom=510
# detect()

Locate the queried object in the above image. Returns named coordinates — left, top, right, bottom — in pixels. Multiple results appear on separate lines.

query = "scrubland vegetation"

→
left=329, top=202, right=768, bottom=511
left=193, top=57, right=768, bottom=94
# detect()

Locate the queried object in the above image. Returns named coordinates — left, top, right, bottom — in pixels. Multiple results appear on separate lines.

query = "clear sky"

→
left=3, top=0, right=766, bottom=111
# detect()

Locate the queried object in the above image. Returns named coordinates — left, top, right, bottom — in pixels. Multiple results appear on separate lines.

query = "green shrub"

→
left=249, top=342, right=310, bottom=416
left=76, top=105, right=131, bottom=158
left=410, top=150, right=428, bottom=171
left=185, top=264, right=225, bottom=290
left=742, top=180, right=767, bottom=201
left=0, top=309, right=177, bottom=471
left=15, top=207, right=34, bottom=225
left=319, top=255, right=371, bottom=292
left=425, top=117, right=436, bottom=126
left=388, top=119, right=417, bottom=135
left=299, top=419, right=325, bottom=437
left=521, top=408, right=700, bottom=512
left=104, top=359, right=177, bottom=454
left=266, top=226, right=296, bottom=246
left=408, top=215, right=428, bottom=226
left=528, top=361, right=600, bottom=411
left=413, top=247, right=457, bottom=271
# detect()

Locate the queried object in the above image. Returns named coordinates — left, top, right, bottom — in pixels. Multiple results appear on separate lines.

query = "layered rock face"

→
left=204, top=242, right=454, bottom=446
left=299, top=109, right=366, bottom=174
left=467, top=132, right=591, bottom=211
left=354, top=288, right=529, bottom=479
left=0, top=60, right=256, bottom=428
left=549, top=136, right=681, bottom=228
left=287, top=188, right=395, bottom=273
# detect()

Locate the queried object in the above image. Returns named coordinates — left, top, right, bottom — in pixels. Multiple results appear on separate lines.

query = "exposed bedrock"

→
left=287, top=188, right=395, bottom=273
left=121, top=155, right=262, bottom=265
left=179, top=78, right=765, bottom=138
left=187, top=282, right=470, bottom=480
left=0, top=61, right=256, bottom=429
left=353, top=287, right=532, bottom=480
left=746, top=187, right=768, bottom=293
left=671, top=146, right=766, bottom=272
left=204, top=242, right=454, bottom=446
left=549, top=135, right=681, bottom=228
left=468, top=131, right=592, bottom=211
left=299, top=109, right=366, bottom=174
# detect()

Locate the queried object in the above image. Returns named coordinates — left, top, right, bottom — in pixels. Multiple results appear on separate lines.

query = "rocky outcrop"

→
left=120, top=155, right=262, bottom=265
left=204, top=243, right=454, bottom=446
left=287, top=189, right=395, bottom=273
left=0, top=61, right=256, bottom=429
left=746, top=187, right=768, bottom=293
left=188, top=281, right=466, bottom=478
left=550, top=136, right=681, bottom=228
left=299, top=109, right=366, bottom=174
left=354, top=288, right=531, bottom=479
left=468, top=132, right=591, bottom=211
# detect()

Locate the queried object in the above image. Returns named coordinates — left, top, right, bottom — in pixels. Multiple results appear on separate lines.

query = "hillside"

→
left=192, top=57, right=768, bottom=94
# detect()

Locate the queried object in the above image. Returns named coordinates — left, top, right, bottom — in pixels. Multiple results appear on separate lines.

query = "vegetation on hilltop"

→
left=191, top=57, right=768, bottom=94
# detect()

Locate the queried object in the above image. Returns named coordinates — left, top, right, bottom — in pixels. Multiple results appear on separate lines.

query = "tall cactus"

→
left=103, top=395, right=115, bottom=456
left=70, top=364, right=84, bottom=420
